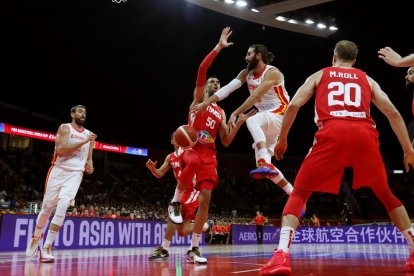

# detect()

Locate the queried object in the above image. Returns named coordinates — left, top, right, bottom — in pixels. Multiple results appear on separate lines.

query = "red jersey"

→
left=253, top=215, right=266, bottom=225
left=315, top=67, right=375, bottom=127
left=189, top=103, right=224, bottom=151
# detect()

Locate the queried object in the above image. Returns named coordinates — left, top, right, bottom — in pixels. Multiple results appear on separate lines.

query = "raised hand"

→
left=218, top=27, right=234, bottom=49
left=146, top=159, right=157, bottom=171
left=378, top=47, right=402, bottom=67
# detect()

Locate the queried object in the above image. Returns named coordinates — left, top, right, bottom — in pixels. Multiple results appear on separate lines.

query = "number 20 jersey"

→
left=315, top=66, right=375, bottom=127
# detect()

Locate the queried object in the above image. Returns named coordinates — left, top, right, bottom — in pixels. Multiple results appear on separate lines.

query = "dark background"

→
left=1, top=0, right=412, bottom=162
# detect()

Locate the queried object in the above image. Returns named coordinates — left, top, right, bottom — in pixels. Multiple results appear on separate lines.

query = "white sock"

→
left=402, top=227, right=414, bottom=252
left=282, top=183, right=294, bottom=195
left=191, top=233, right=202, bottom=249
left=268, top=169, right=285, bottom=187
left=161, top=239, right=171, bottom=250
left=257, top=148, right=271, bottom=164
left=43, top=230, right=58, bottom=248
left=171, top=188, right=184, bottom=203
left=278, top=226, right=295, bottom=253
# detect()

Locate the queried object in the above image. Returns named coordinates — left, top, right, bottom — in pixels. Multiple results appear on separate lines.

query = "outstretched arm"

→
left=274, top=71, right=320, bottom=160
left=227, top=68, right=281, bottom=128
left=219, top=109, right=257, bottom=147
left=191, top=27, right=234, bottom=108
left=378, top=47, right=414, bottom=67
left=369, top=77, right=414, bottom=171
left=191, top=69, right=247, bottom=114
left=146, top=154, right=171, bottom=178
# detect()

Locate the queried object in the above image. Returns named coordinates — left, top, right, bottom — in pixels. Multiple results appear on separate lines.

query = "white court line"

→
left=231, top=268, right=262, bottom=273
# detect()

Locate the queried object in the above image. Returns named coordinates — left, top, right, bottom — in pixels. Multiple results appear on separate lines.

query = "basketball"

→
left=173, top=125, right=198, bottom=148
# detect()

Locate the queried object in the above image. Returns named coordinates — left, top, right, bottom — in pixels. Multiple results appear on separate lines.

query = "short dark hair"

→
left=334, top=40, right=358, bottom=61
left=249, top=44, right=274, bottom=64
left=71, top=105, right=86, bottom=113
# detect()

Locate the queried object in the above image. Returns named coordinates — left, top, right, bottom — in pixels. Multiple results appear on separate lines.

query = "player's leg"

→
left=40, top=171, right=82, bottom=262
left=26, top=167, right=59, bottom=258
left=149, top=220, right=176, bottom=260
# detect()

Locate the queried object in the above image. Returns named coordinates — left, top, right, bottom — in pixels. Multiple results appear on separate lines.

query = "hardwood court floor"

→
left=0, top=243, right=413, bottom=275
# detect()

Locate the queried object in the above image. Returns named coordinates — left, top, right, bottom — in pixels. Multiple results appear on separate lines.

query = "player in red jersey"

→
left=261, top=40, right=414, bottom=275
left=184, top=27, right=255, bottom=264
left=146, top=134, right=208, bottom=260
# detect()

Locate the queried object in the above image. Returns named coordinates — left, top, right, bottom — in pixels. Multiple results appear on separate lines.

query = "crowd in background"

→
left=1, top=135, right=414, bottom=229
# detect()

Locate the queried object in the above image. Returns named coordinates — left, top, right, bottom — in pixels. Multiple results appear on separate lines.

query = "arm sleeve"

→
left=215, top=78, right=242, bottom=101
left=196, top=50, right=218, bottom=87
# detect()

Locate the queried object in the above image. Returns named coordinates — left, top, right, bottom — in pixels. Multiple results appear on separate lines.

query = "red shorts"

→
left=295, top=120, right=387, bottom=194
left=193, top=146, right=218, bottom=191
left=181, top=189, right=200, bottom=221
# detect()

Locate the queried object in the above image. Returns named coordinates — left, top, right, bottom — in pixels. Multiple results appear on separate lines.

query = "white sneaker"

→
left=26, top=233, right=43, bottom=258
left=186, top=247, right=207, bottom=264
left=202, top=222, right=210, bottom=233
left=168, top=202, right=183, bottom=224
left=39, top=245, right=55, bottom=263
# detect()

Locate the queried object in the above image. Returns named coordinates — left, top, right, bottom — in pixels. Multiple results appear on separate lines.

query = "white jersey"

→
left=52, top=123, right=90, bottom=172
left=246, top=65, right=290, bottom=114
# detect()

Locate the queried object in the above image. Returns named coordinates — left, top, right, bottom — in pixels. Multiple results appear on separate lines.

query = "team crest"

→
left=197, top=130, right=214, bottom=144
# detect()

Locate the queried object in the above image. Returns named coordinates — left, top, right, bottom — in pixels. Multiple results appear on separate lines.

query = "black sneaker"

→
left=149, top=246, right=169, bottom=260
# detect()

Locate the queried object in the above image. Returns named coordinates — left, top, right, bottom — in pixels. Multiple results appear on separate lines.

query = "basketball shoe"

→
left=25, top=232, right=43, bottom=258
left=149, top=246, right=169, bottom=260
left=186, top=247, right=207, bottom=264
left=39, top=245, right=55, bottom=263
left=261, top=249, right=291, bottom=275
left=406, top=251, right=414, bottom=272
left=168, top=202, right=183, bottom=224
left=250, top=158, right=279, bottom=179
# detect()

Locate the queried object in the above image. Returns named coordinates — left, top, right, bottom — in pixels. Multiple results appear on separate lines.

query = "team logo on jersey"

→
left=197, top=130, right=214, bottom=144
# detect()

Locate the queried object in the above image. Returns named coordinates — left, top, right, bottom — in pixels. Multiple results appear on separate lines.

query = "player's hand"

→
left=403, top=149, right=414, bottom=172
left=190, top=102, right=208, bottom=114
left=274, top=138, right=288, bottom=160
left=378, top=47, right=402, bottom=67
left=85, top=161, right=94, bottom=174
left=226, top=112, right=238, bottom=135
left=218, top=27, right=234, bottom=49
left=146, top=159, right=157, bottom=171
left=88, top=132, right=98, bottom=141
left=237, top=109, right=257, bottom=124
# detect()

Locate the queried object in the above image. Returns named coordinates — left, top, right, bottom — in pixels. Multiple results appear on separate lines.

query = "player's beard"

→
left=406, top=80, right=414, bottom=92
left=247, top=55, right=259, bottom=71
left=75, top=117, right=85, bottom=126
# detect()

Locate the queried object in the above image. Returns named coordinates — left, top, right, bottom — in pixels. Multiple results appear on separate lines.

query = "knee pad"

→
left=51, top=198, right=71, bottom=226
left=282, top=187, right=311, bottom=218
left=372, top=187, right=402, bottom=212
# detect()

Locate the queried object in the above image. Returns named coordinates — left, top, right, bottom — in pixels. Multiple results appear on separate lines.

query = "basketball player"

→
left=26, top=105, right=96, bottom=262
left=378, top=47, right=414, bottom=67
left=191, top=44, right=296, bottom=197
left=262, top=40, right=414, bottom=275
left=145, top=133, right=209, bottom=260
left=184, top=27, right=255, bottom=264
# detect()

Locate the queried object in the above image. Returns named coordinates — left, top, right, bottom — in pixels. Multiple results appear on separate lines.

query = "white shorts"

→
left=247, top=111, right=283, bottom=155
left=43, top=165, right=83, bottom=206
